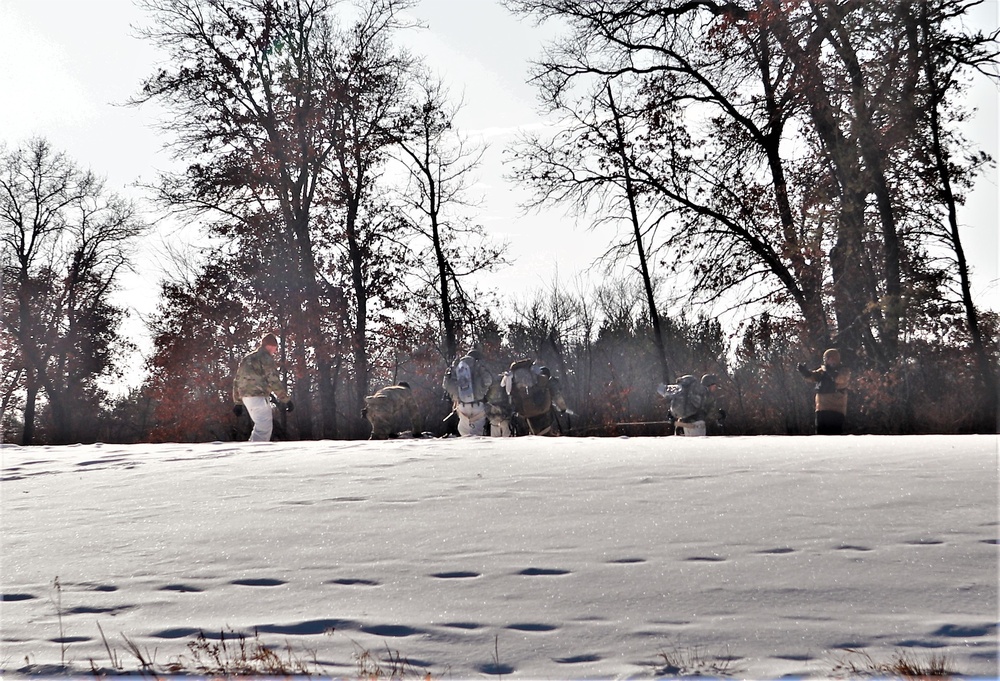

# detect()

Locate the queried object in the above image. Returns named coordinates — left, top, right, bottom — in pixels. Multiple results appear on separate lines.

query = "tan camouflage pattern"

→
left=233, top=346, right=288, bottom=404
left=364, top=384, right=419, bottom=439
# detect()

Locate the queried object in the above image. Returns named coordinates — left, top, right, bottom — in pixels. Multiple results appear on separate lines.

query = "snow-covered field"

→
left=2, top=435, right=997, bottom=678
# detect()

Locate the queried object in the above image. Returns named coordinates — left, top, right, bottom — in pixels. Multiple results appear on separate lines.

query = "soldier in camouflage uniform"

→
left=501, top=360, right=569, bottom=436
left=363, top=382, right=420, bottom=439
left=233, top=333, right=293, bottom=442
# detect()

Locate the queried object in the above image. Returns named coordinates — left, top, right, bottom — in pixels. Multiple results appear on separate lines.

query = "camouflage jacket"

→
left=233, top=346, right=288, bottom=403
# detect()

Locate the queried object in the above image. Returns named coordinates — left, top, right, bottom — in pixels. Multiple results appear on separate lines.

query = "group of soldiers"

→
left=363, top=349, right=570, bottom=440
left=232, top=333, right=849, bottom=440
left=363, top=348, right=728, bottom=440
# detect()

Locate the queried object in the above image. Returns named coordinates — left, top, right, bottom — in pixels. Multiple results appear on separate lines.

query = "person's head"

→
left=261, top=332, right=279, bottom=355
left=701, top=373, right=719, bottom=391
left=465, top=348, right=483, bottom=361
left=823, top=348, right=841, bottom=367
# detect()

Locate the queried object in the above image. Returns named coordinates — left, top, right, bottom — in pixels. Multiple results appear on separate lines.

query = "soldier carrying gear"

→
left=443, top=349, right=495, bottom=436
left=501, top=359, right=569, bottom=436
left=363, top=382, right=420, bottom=440
left=657, top=373, right=721, bottom=437
left=233, top=332, right=293, bottom=442
left=484, top=378, right=515, bottom=437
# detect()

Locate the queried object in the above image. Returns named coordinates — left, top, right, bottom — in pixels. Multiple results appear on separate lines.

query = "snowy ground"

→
left=1, top=435, right=997, bottom=679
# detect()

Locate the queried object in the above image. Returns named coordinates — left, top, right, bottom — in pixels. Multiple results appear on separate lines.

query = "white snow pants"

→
left=457, top=401, right=487, bottom=436
left=489, top=419, right=513, bottom=437
left=677, top=419, right=706, bottom=437
left=243, top=395, right=273, bottom=442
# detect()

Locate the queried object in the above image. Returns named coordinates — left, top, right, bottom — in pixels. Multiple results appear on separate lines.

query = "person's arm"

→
left=549, top=378, right=568, bottom=413
left=262, top=354, right=289, bottom=402
left=797, top=363, right=821, bottom=381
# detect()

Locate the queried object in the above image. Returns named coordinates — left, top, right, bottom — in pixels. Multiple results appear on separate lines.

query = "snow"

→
left=2, top=435, right=997, bottom=678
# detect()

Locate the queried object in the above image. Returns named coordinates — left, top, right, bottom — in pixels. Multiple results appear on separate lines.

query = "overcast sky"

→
left=1, top=0, right=996, bottom=365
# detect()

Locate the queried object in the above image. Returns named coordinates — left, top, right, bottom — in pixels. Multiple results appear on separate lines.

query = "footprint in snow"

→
left=506, top=622, right=559, bottom=632
left=518, top=567, right=570, bottom=576
left=478, top=662, right=515, bottom=675
left=556, top=654, right=601, bottom=664
left=1, top=593, right=37, bottom=602
left=160, top=583, right=204, bottom=593
left=231, top=578, right=286, bottom=587
left=360, top=623, right=422, bottom=637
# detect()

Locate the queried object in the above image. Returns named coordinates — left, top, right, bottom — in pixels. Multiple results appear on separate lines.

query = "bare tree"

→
left=392, top=71, right=505, bottom=363
left=0, top=139, right=144, bottom=444
left=504, top=0, right=997, bottom=375
left=912, top=0, right=999, bottom=425
left=133, top=0, right=420, bottom=438
left=317, top=0, right=418, bottom=436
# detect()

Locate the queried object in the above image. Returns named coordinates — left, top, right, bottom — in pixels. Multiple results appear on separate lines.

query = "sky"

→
left=1, top=435, right=997, bottom=678
left=0, top=0, right=997, bottom=373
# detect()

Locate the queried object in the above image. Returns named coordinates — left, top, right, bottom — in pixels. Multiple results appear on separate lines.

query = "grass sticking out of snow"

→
left=831, top=647, right=955, bottom=678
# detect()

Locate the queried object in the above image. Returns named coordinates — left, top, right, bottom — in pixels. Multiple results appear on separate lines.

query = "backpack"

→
left=670, top=375, right=704, bottom=421
left=505, top=359, right=551, bottom=418
left=456, top=358, right=476, bottom=403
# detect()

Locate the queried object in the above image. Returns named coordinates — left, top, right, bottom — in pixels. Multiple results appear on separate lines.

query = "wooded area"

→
left=2, top=0, right=997, bottom=443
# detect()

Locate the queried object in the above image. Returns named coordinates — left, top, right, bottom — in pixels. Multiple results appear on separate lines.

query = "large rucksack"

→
left=455, top=357, right=476, bottom=403
left=505, top=359, right=551, bottom=418
left=669, top=375, right=704, bottom=422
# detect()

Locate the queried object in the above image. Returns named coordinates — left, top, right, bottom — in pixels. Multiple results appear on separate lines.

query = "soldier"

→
left=363, top=382, right=420, bottom=440
left=232, top=332, right=293, bottom=442
left=502, top=359, right=569, bottom=436
left=485, top=378, right=515, bottom=437
left=798, top=348, right=851, bottom=435
left=657, top=373, right=721, bottom=437
left=443, top=349, right=495, bottom=436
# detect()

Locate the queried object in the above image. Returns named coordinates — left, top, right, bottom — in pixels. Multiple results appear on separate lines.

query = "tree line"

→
left=2, top=0, right=997, bottom=444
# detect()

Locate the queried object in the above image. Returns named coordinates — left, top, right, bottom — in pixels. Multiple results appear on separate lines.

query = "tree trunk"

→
left=918, top=0, right=999, bottom=429
left=345, top=199, right=370, bottom=439
left=22, top=372, right=37, bottom=445
left=606, top=84, right=672, bottom=384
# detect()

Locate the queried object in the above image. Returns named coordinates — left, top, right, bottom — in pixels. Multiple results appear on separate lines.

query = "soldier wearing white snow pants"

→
left=657, top=373, right=720, bottom=437
left=443, top=349, right=494, bottom=436
left=232, top=332, right=293, bottom=442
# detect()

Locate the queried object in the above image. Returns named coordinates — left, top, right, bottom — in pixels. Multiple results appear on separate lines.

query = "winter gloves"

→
left=269, top=395, right=294, bottom=412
